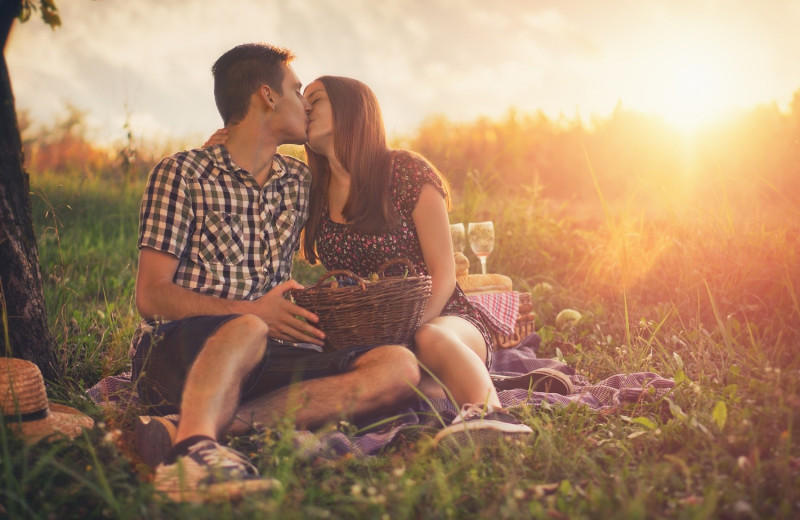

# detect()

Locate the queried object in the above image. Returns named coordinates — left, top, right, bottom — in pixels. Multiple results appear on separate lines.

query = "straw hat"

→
left=1, top=357, right=94, bottom=443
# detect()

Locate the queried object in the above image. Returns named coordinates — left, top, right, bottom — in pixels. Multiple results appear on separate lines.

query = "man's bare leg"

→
left=229, top=345, right=420, bottom=435
left=173, top=314, right=269, bottom=444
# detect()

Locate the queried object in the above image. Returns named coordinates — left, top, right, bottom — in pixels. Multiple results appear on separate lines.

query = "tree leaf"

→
left=42, top=10, right=61, bottom=29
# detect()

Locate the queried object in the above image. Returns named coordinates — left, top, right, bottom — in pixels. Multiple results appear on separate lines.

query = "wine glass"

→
left=449, top=223, right=465, bottom=253
left=468, top=221, right=494, bottom=275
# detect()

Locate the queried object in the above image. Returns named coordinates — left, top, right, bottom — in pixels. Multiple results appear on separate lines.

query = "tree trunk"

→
left=0, top=1, right=60, bottom=382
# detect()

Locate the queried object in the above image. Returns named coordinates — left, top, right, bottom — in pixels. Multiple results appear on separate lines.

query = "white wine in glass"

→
left=468, top=221, right=494, bottom=275
left=450, top=223, right=465, bottom=253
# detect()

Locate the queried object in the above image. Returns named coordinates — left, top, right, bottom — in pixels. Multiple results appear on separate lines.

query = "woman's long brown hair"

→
left=303, top=76, right=395, bottom=263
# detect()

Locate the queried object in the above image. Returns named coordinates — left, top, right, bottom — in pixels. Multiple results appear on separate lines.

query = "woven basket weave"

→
left=491, top=292, right=537, bottom=349
left=288, top=259, right=432, bottom=351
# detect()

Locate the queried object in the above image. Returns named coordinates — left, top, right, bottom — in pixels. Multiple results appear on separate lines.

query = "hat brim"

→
left=8, top=403, right=94, bottom=444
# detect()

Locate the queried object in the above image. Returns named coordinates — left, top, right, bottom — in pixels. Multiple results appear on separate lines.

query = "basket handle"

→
left=376, top=258, right=417, bottom=278
left=311, top=269, right=368, bottom=290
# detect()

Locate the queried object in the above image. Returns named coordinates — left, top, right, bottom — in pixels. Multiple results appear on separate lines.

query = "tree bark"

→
left=0, top=1, right=60, bottom=381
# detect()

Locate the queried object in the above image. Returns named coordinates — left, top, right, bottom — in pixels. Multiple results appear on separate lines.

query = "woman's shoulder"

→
left=390, top=149, right=447, bottom=209
left=391, top=150, right=440, bottom=185
left=392, top=149, right=434, bottom=170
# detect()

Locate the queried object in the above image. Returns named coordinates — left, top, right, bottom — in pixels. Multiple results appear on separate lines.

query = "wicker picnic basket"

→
left=490, top=292, right=537, bottom=349
left=288, top=259, right=432, bottom=351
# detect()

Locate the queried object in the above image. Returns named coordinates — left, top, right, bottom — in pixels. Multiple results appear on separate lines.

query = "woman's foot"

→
left=432, top=403, right=533, bottom=448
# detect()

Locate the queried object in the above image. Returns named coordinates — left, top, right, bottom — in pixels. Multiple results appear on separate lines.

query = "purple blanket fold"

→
left=87, top=341, right=674, bottom=459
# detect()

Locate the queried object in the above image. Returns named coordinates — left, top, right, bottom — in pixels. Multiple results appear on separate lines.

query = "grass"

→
left=1, top=166, right=798, bottom=519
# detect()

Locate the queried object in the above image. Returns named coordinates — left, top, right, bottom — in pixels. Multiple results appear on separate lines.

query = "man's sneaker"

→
left=491, top=367, right=574, bottom=395
left=135, top=415, right=178, bottom=467
left=432, top=403, right=533, bottom=448
left=154, top=439, right=281, bottom=503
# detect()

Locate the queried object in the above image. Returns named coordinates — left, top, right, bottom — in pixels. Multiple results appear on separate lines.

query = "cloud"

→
left=6, top=0, right=800, bottom=145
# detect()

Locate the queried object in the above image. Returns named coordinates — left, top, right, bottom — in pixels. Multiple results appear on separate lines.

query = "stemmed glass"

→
left=468, top=221, right=494, bottom=275
left=449, top=223, right=465, bottom=253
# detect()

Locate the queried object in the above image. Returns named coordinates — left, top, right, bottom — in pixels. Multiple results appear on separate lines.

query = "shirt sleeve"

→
left=393, top=151, right=447, bottom=217
left=138, top=154, right=194, bottom=258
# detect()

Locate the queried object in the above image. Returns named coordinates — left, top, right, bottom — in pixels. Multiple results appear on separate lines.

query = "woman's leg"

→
left=414, top=316, right=501, bottom=408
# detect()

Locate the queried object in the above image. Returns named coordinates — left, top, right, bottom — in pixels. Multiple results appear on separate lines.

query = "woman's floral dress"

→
left=315, top=150, right=493, bottom=363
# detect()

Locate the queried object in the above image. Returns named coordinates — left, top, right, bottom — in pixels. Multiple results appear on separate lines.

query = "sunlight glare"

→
left=639, top=40, right=738, bottom=132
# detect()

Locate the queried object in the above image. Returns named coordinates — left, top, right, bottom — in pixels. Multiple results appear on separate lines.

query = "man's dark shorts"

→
left=130, top=314, right=378, bottom=416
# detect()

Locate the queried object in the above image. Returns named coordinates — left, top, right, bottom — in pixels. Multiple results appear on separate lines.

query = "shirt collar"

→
left=207, top=144, right=287, bottom=184
left=205, top=144, right=241, bottom=180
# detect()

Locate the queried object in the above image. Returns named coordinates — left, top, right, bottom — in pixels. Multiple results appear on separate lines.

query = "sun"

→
left=659, top=59, right=721, bottom=129
left=634, top=39, right=739, bottom=132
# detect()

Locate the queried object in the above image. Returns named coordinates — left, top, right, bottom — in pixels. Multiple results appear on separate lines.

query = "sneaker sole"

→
left=432, top=419, right=533, bottom=447
left=492, top=368, right=574, bottom=394
left=135, top=415, right=178, bottom=467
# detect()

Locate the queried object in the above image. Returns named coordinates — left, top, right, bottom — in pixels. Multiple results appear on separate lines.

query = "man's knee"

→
left=357, top=345, right=420, bottom=390
left=211, top=314, right=269, bottom=360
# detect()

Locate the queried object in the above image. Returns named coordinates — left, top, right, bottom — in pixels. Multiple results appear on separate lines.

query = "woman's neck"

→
left=325, top=158, right=351, bottom=223
left=326, top=155, right=349, bottom=183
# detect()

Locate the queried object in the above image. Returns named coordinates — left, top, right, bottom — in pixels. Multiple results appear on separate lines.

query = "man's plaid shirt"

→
left=138, top=144, right=310, bottom=300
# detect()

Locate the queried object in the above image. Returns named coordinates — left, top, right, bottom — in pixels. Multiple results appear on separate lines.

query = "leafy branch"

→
left=19, top=0, right=60, bottom=29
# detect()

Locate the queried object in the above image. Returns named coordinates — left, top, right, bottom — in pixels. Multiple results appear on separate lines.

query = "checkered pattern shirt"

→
left=138, top=144, right=310, bottom=300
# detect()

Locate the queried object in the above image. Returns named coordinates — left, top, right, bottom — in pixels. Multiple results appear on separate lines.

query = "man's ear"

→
left=260, top=85, right=276, bottom=109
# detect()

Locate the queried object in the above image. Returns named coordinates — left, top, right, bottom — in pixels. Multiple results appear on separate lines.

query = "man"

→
left=131, top=43, right=420, bottom=503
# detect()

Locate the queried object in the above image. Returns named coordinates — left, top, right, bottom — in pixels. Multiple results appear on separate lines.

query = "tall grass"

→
left=31, top=172, right=143, bottom=390
left=3, top=149, right=799, bottom=518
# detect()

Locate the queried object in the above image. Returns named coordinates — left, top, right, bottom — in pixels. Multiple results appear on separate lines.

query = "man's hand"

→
left=136, top=249, right=325, bottom=346
left=254, top=280, right=326, bottom=345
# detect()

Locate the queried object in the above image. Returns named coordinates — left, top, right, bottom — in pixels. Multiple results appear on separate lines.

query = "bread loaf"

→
left=454, top=252, right=470, bottom=276
left=457, top=273, right=513, bottom=294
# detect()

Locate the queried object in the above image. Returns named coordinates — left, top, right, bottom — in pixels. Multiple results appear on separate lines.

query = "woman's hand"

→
left=204, top=128, right=229, bottom=147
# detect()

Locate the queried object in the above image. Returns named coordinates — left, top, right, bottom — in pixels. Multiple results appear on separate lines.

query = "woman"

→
left=301, top=76, right=531, bottom=444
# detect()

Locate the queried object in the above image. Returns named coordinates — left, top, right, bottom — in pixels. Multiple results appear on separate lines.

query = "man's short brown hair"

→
left=212, top=43, right=294, bottom=125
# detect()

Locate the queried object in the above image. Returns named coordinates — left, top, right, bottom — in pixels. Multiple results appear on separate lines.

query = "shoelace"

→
left=189, top=441, right=258, bottom=477
left=452, top=403, right=497, bottom=425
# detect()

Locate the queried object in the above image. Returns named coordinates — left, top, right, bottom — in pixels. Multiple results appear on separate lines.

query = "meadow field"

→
left=3, top=106, right=799, bottom=519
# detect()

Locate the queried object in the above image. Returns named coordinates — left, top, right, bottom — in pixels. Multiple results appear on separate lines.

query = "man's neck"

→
left=225, top=122, right=280, bottom=187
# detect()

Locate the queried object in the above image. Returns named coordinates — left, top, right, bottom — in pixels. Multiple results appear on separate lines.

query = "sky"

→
left=6, top=0, right=800, bottom=146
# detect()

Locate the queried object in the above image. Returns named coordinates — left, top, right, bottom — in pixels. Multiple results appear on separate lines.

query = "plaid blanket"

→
left=87, top=335, right=674, bottom=459
left=467, top=292, right=520, bottom=335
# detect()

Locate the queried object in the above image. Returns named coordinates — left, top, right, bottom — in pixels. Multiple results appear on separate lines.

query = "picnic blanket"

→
left=87, top=334, right=675, bottom=459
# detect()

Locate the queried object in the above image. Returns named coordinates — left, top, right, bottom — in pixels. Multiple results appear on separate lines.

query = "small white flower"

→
left=102, top=428, right=122, bottom=444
